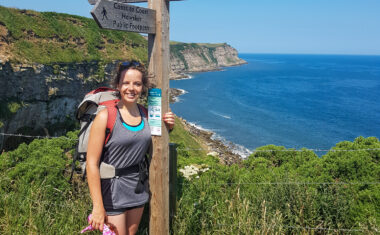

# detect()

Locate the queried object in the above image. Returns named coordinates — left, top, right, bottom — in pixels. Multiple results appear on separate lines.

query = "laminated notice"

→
left=148, top=88, right=162, bottom=136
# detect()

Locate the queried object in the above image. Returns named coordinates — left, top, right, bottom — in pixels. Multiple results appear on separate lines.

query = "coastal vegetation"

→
left=0, top=6, right=238, bottom=67
left=1, top=118, right=379, bottom=234
left=174, top=137, right=380, bottom=234
left=0, top=6, right=148, bottom=64
left=1, top=5, right=379, bottom=235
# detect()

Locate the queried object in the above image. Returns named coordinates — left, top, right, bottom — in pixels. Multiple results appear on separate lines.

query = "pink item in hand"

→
left=81, top=214, right=116, bottom=235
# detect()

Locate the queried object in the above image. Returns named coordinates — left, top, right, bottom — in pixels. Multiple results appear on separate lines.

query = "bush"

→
left=173, top=137, right=380, bottom=234
left=1, top=129, right=379, bottom=234
left=0, top=131, right=93, bottom=234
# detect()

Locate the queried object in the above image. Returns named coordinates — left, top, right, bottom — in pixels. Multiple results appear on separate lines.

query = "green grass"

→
left=0, top=131, right=93, bottom=234
left=169, top=41, right=226, bottom=48
left=196, top=43, right=226, bottom=48
left=0, top=116, right=214, bottom=234
left=1, top=125, right=379, bottom=234
left=0, top=99, right=27, bottom=121
left=170, top=117, right=218, bottom=168
left=0, top=5, right=220, bottom=67
left=0, top=6, right=148, bottom=64
left=173, top=137, right=380, bottom=234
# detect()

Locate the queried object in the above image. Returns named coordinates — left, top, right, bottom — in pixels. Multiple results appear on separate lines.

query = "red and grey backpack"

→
left=70, top=87, right=148, bottom=181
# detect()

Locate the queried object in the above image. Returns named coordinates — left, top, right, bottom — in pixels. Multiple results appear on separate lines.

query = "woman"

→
left=86, top=61, right=175, bottom=235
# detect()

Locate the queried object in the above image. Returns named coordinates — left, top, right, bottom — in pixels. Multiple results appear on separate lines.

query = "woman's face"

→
left=117, top=68, right=143, bottom=104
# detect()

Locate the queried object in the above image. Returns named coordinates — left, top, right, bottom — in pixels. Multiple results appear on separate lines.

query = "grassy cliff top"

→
left=0, top=6, right=148, bottom=64
left=170, top=41, right=227, bottom=51
left=0, top=6, right=230, bottom=65
left=170, top=41, right=226, bottom=48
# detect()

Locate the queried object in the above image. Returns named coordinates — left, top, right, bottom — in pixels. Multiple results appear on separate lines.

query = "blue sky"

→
left=1, top=0, right=380, bottom=55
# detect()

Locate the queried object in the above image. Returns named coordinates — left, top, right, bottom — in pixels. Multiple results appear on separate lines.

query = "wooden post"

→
left=148, top=0, right=170, bottom=234
left=169, top=143, right=177, bottom=229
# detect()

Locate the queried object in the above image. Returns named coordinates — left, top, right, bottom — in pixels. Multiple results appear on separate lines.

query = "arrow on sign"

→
left=91, top=0, right=156, bottom=34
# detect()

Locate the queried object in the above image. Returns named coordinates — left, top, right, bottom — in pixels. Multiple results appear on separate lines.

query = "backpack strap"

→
left=138, top=104, right=148, bottom=119
left=105, top=104, right=118, bottom=145
left=82, top=105, right=117, bottom=181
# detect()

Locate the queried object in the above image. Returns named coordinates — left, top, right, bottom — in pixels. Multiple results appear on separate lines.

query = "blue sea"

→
left=170, top=54, right=380, bottom=157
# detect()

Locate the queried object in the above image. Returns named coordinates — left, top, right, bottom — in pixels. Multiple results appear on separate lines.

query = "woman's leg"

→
left=107, top=212, right=127, bottom=235
left=125, top=206, right=144, bottom=235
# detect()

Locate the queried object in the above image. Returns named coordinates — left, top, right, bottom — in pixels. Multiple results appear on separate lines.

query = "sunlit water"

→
left=170, top=54, right=380, bottom=157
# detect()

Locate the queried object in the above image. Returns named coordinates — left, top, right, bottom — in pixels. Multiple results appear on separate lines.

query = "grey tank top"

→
left=101, top=106, right=151, bottom=209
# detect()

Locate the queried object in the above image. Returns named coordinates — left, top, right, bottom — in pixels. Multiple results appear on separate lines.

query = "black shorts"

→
left=106, top=204, right=145, bottom=216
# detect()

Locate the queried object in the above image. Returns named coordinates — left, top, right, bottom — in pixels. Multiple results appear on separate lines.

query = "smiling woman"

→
left=85, top=61, right=175, bottom=235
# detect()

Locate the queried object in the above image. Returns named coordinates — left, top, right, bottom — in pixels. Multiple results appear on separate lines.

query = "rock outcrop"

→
left=0, top=61, right=117, bottom=149
left=170, top=43, right=246, bottom=79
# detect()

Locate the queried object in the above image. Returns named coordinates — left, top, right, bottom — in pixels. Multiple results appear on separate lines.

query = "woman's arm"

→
left=86, top=108, right=108, bottom=232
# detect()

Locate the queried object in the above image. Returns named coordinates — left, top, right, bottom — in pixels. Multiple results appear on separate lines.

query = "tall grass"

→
left=0, top=6, right=148, bottom=64
left=173, top=169, right=379, bottom=234
left=0, top=131, right=95, bottom=234
left=172, top=137, right=380, bottom=234
left=1, top=124, right=379, bottom=234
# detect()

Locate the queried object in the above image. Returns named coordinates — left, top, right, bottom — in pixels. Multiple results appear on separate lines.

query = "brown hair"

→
left=112, top=61, right=149, bottom=97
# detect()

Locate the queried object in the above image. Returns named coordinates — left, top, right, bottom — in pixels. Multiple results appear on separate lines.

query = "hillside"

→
left=0, top=6, right=246, bottom=149
left=0, top=6, right=245, bottom=74
left=0, top=6, right=147, bottom=64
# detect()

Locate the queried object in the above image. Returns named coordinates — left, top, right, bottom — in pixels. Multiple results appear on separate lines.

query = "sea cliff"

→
left=170, top=42, right=246, bottom=79
left=0, top=6, right=246, bottom=149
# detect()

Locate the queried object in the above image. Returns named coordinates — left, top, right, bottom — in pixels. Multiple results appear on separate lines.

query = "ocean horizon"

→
left=170, top=53, right=380, bottom=157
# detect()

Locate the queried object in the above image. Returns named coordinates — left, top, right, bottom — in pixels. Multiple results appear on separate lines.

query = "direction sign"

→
left=89, top=0, right=182, bottom=5
left=91, top=0, right=155, bottom=34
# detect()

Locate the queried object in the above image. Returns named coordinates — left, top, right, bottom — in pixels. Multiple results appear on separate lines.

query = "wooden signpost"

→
left=91, top=0, right=156, bottom=33
left=91, top=0, right=180, bottom=234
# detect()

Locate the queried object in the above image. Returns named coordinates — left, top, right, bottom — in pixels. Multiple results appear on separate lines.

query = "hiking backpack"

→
left=70, top=87, right=148, bottom=181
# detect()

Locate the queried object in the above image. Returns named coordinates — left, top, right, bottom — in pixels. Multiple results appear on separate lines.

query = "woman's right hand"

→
left=89, top=206, right=107, bottom=232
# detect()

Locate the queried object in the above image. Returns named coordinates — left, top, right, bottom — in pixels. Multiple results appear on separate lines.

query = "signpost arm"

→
left=148, top=0, right=170, bottom=234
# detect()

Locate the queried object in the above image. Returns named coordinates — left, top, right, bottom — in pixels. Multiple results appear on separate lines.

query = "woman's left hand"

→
left=163, top=112, right=175, bottom=131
